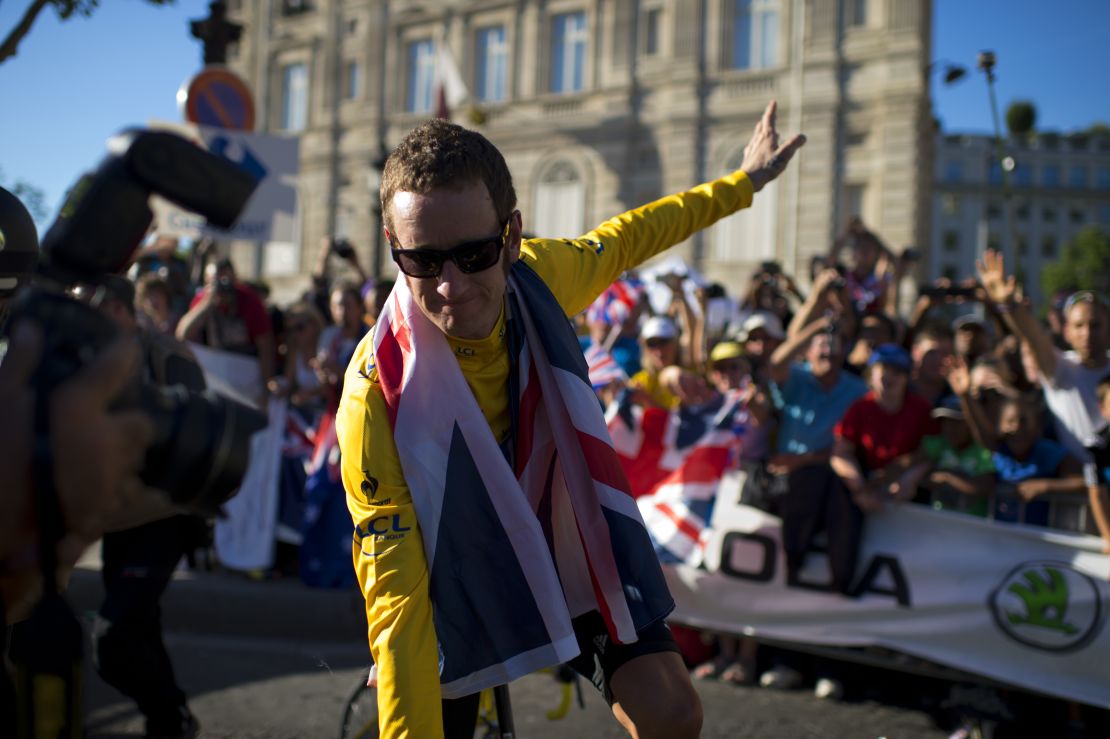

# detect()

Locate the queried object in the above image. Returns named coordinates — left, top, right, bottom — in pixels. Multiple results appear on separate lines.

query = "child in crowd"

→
left=919, top=397, right=994, bottom=516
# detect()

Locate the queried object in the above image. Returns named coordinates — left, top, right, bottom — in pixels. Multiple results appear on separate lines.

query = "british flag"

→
left=585, top=275, right=645, bottom=326
left=607, top=392, right=747, bottom=565
left=370, top=261, right=673, bottom=698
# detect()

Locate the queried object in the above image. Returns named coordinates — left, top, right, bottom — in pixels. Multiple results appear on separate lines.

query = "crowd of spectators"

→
left=122, top=232, right=391, bottom=580
left=578, top=216, right=1110, bottom=698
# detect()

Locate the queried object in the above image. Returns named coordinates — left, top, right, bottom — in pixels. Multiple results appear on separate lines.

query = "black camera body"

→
left=7, top=129, right=266, bottom=514
left=331, top=238, right=355, bottom=260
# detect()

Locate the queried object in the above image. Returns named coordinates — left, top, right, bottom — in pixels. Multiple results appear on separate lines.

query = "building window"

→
left=281, top=0, right=310, bottom=16
left=987, top=232, right=1000, bottom=252
left=942, top=265, right=958, bottom=282
left=986, top=201, right=1001, bottom=220
left=728, top=0, right=778, bottom=71
left=942, top=230, right=959, bottom=253
left=280, top=62, right=308, bottom=131
left=344, top=61, right=361, bottom=100
left=942, top=160, right=963, bottom=183
left=1041, top=164, right=1061, bottom=187
left=1100, top=203, right=1110, bottom=225
left=1069, top=165, right=1088, bottom=188
left=533, top=161, right=585, bottom=237
left=1013, top=163, right=1033, bottom=187
left=1015, top=234, right=1028, bottom=257
left=988, top=161, right=1002, bottom=185
left=846, top=0, right=867, bottom=27
left=1041, top=235, right=1056, bottom=258
left=550, top=11, right=587, bottom=94
left=475, top=26, right=508, bottom=103
left=1042, top=207, right=1057, bottom=224
left=642, top=6, right=662, bottom=56
left=406, top=39, right=436, bottom=114
left=941, top=194, right=959, bottom=217
left=1015, top=203, right=1030, bottom=221
left=1070, top=208, right=1085, bottom=225
left=1097, top=167, right=1110, bottom=190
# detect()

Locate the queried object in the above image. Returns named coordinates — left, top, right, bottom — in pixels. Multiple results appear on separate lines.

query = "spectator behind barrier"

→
left=630, top=315, right=682, bottom=409
left=176, top=257, right=276, bottom=391
left=978, top=250, right=1110, bottom=464
left=832, top=344, right=936, bottom=513
left=918, top=397, right=995, bottom=517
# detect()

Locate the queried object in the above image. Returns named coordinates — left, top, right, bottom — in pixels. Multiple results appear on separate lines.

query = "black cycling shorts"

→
left=565, top=610, right=680, bottom=705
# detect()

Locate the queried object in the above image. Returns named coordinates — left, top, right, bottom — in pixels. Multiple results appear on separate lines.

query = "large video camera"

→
left=6, top=129, right=267, bottom=515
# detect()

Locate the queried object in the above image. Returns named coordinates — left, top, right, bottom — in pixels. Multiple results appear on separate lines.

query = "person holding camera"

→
left=73, top=276, right=206, bottom=739
left=309, top=236, right=370, bottom=324
left=176, top=257, right=276, bottom=387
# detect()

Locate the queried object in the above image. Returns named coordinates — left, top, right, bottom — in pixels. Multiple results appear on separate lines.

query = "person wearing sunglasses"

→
left=978, top=250, right=1110, bottom=466
left=336, top=100, right=804, bottom=739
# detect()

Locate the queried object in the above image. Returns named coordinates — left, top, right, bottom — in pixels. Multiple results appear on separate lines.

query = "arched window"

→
left=533, top=161, right=586, bottom=238
left=712, top=150, right=777, bottom=262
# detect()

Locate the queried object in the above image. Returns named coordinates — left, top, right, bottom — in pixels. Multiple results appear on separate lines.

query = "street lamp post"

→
left=977, top=51, right=1016, bottom=267
left=367, top=147, right=389, bottom=279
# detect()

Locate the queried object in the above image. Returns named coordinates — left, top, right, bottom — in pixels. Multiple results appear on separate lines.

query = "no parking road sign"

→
left=180, top=66, right=256, bottom=131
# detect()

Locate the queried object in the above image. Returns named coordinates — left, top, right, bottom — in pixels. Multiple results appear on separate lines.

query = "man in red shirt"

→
left=176, top=257, right=275, bottom=386
left=832, top=343, right=936, bottom=512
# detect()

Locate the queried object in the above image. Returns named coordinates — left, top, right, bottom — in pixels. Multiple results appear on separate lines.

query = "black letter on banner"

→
left=719, top=532, right=775, bottom=583
left=851, top=555, right=912, bottom=607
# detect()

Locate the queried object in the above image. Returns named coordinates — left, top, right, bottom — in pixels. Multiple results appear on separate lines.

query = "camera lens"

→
left=139, top=385, right=267, bottom=514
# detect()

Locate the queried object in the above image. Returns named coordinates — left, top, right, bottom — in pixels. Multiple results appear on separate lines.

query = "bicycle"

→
left=338, top=663, right=582, bottom=739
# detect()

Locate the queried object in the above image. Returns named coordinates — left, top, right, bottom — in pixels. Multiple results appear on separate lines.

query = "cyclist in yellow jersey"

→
left=337, top=100, right=804, bottom=739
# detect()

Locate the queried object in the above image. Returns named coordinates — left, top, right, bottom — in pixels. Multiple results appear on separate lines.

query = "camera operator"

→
left=0, top=323, right=155, bottom=621
left=176, top=256, right=276, bottom=390
left=309, top=236, right=369, bottom=324
left=75, top=275, right=206, bottom=739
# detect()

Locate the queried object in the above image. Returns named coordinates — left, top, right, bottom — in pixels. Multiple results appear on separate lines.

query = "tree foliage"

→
left=1042, top=227, right=1110, bottom=299
left=0, top=167, right=48, bottom=224
left=1, top=0, right=174, bottom=65
left=1005, top=100, right=1037, bottom=140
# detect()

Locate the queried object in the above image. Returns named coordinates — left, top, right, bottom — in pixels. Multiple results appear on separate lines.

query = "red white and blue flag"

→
left=371, top=261, right=673, bottom=699
left=607, top=392, right=747, bottom=565
left=585, top=275, right=644, bottom=326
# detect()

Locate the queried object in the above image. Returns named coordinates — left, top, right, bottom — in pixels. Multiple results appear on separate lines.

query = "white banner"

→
left=149, top=122, right=299, bottom=244
left=188, top=344, right=284, bottom=571
left=667, top=492, right=1110, bottom=708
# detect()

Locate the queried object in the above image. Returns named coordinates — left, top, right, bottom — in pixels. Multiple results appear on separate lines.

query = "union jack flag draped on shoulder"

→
left=371, top=261, right=673, bottom=699
left=607, top=391, right=748, bottom=566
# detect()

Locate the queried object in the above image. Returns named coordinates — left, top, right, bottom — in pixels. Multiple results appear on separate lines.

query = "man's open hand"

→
left=740, top=100, right=807, bottom=192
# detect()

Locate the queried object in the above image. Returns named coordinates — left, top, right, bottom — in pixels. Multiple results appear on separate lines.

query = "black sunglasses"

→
left=389, top=217, right=512, bottom=279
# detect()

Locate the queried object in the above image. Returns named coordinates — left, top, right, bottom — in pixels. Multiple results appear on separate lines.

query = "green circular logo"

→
left=989, top=560, right=1104, bottom=653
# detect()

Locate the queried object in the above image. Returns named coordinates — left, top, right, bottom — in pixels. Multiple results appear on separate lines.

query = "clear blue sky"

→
left=1, top=0, right=1108, bottom=227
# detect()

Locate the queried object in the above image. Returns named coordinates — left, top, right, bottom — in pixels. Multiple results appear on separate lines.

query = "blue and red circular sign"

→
left=181, top=66, right=256, bottom=131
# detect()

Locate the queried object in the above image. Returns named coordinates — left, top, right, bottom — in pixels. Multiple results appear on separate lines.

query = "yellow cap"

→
left=709, top=341, right=744, bottom=364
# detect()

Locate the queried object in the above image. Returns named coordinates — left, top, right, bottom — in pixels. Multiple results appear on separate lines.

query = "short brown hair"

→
left=380, top=119, right=516, bottom=233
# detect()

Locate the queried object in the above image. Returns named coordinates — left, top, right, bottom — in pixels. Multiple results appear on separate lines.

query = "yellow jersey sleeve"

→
left=521, top=170, right=754, bottom=317
left=337, top=332, right=444, bottom=739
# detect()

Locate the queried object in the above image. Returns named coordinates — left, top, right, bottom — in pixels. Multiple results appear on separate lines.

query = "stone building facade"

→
left=931, top=132, right=1110, bottom=307
left=223, top=0, right=932, bottom=299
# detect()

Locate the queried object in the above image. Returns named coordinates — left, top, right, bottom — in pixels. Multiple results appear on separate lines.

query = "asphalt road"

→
left=83, top=631, right=952, bottom=739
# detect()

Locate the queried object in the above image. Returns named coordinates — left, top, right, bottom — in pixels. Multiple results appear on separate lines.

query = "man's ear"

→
left=506, top=209, right=523, bottom=263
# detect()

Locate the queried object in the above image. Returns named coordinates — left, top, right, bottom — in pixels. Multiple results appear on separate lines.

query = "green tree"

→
left=1, top=0, right=174, bottom=65
left=1083, top=122, right=1110, bottom=136
left=1042, top=227, right=1110, bottom=299
left=1006, top=101, right=1037, bottom=140
left=0, top=167, right=48, bottom=224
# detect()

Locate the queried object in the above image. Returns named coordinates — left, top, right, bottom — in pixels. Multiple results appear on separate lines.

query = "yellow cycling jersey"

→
left=337, top=170, right=753, bottom=739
